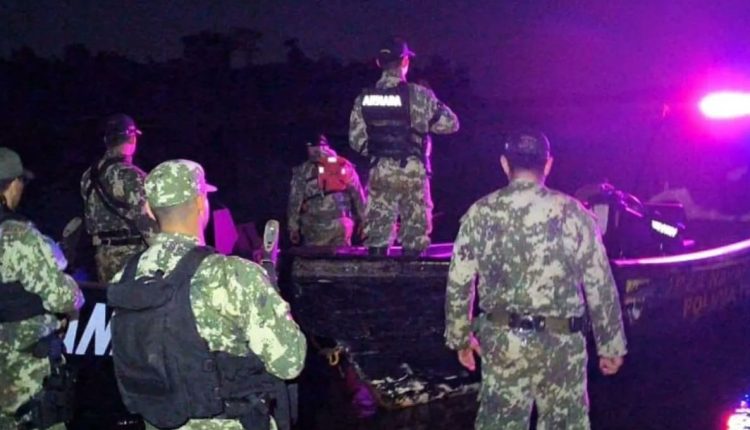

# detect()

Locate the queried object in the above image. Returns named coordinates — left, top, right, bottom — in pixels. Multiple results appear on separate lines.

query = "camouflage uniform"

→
left=444, top=179, right=628, bottom=430
left=111, top=160, right=307, bottom=430
left=287, top=158, right=366, bottom=246
left=0, top=219, right=83, bottom=429
left=80, top=148, right=158, bottom=282
left=349, top=68, right=459, bottom=251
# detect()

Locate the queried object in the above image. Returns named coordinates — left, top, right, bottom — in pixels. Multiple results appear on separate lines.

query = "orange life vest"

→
left=315, top=156, right=353, bottom=193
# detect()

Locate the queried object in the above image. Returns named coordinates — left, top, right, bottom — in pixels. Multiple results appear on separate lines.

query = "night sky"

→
left=3, top=6, right=749, bottom=429
left=4, top=0, right=750, bottom=203
left=4, top=0, right=750, bottom=100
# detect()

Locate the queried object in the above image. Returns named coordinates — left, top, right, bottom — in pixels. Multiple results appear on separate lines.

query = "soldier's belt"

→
left=93, top=235, right=143, bottom=247
left=486, top=309, right=587, bottom=334
left=96, top=228, right=137, bottom=238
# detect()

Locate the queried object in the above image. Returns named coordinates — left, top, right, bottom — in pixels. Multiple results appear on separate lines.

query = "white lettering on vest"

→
left=362, top=94, right=402, bottom=107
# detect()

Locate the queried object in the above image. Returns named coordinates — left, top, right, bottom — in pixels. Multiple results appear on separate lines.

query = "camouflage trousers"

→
left=0, top=348, right=64, bottom=430
left=475, top=326, right=589, bottom=430
left=364, top=158, right=433, bottom=251
left=301, top=216, right=354, bottom=246
left=95, top=243, right=145, bottom=283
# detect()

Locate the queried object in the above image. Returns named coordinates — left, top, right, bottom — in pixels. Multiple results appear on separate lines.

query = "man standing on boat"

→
left=349, top=36, right=459, bottom=257
left=287, top=133, right=366, bottom=247
left=444, top=130, right=627, bottom=429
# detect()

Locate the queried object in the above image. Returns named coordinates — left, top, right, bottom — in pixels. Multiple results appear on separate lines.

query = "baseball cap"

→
left=305, top=134, right=329, bottom=147
left=103, top=113, right=142, bottom=138
left=145, top=159, right=217, bottom=208
left=504, top=130, right=551, bottom=162
left=0, top=147, right=34, bottom=182
left=377, top=36, right=416, bottom=64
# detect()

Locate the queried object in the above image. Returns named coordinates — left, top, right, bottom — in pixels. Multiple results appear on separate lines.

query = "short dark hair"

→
left=151, top=199, right=196, bottom=224
left=505, top=153, right=547, bottom=174
left=503, top=130, right=551, bottom=174
left=379, top=57, right=403, bottom=71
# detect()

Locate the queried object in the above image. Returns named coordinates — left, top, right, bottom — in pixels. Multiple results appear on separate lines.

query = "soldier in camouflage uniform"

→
left=80, top=113, right=158, bottom=282
left=111, top=159, right=307, bottom=430
left=0, top=148, right=84, bottom=430
left=444, top=131, right=627, bottom=430
left=288, top=134, right=366, bottom=247
left=349, top=37, right=459, bottom=256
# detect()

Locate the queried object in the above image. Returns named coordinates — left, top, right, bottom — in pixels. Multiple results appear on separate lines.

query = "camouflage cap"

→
left=504, top=130, right=551, bottom=161
left=0, top=147, right=34, bottom=181
left=145, top=160, right=217, bottom=208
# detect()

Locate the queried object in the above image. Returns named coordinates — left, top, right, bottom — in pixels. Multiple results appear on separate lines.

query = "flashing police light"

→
left=726, top=399, right=750, bottom=430
left=362, top=94, right=403, bottom=107
left=699, top=91, right=750, bottom=120
left=727, top=411, right=750, bottom=430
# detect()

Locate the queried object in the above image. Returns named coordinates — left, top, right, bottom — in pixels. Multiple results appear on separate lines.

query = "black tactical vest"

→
left=0, top=209, right=46, bottom=323
left=108, top=247, right=287, bottom=430
left=360, top=83, right=425, bottom=161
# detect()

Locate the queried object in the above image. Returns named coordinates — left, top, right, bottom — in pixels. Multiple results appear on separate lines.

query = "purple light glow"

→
left=699, top=91, right=750, bottom=120
left=614, top=238, right=750, bottom=267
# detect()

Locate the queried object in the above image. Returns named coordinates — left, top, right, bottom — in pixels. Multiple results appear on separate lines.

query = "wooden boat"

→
left=61, top=238, right=750, bottom=428
left=284, top=239, right=750, bottom=413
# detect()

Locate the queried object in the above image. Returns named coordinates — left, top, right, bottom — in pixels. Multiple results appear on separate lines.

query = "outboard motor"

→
left=577, top=182, right=690, bottom=258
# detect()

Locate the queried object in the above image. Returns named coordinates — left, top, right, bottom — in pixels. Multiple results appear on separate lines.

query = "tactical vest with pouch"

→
left=108, top=246, right=292, bottom=430
left=360, top=83, right=426, bottom=163
left=1, top=208, right=76, bottom=430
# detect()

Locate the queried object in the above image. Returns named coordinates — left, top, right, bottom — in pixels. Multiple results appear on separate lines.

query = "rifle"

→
left=257, top=220, right=298, bottom=427
left=261, top=220, right=280, bottom=291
